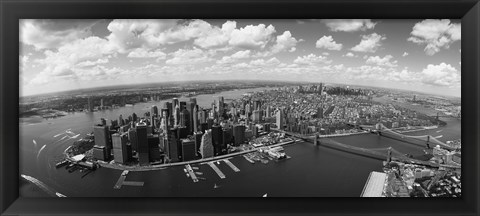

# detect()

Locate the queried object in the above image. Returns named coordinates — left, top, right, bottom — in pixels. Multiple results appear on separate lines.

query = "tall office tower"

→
left=161, top=111, right=168, bottom=133
left=172, top=98, right=179, bottom=110
left=222, top=128, right=232, bottom=149
left=252, top=125, right=259, bottom=137
left=168, top=114, right=175, bottom=129
left=186, top=101, right=196, bottom=133
left=128, top=128, right=138, bottom=152
left=199, top=129, right=214, bottom=158
left=211, top=125, right=223, bottom=156
left=165, top=128, right=179, bottom=162
left=88, top=97, right=94, bottom=112
left=193, top=131, right=203, bottom=156
left=263, top=124, right=271, bottom=132
left=180, top=101, right=186, bottom=111
left=136, top=122, right=149, bottom=165
left=276, top=109, right=284, bottom=130
left=266, top=106, right=271, bottom=118
left=252, top=110, right=261, bottom=123
left=216, top=96, right=224, bottom=117
left=118, top=115, right=124, bottom=126
left=179, top=109, right=190, bottom=132
left=164, top=102, right=172, bottom=117
left=132, top=113, right=137, bottom=122
left=245, top=102, right=251, bottom=115
left=112, top=133, right=129, bottom=164
left=317, top=107, right=324, bottom=119
left=158, top=134, right=166, bottom=152
left=177, top=126, right=188, bottom=139
left=93, top=124, right=112, bottom=159
left=181, top=139, right=196, bottom=161
left=174, top=104, right=180, bottom=126
left=161, top=108, right=169, bottom=119
left=253, top=100, right=261, bottom=111
left=148, top=134, right=161, bottom=162
left=189, top=98, right=197, bottom=104
left=193, top=106, right=198, bottom=133
left=151, top=105, right=158, bottom=117
left=200, top=123, right=208, bottom=133
left=207, top=118, right=214, bottom=129
left=232, top=124, right=246, bottom=146
left=198, top=109, right=207, bottom=124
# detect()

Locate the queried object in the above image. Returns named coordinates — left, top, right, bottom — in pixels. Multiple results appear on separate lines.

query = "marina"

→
left=184, top=164, right=199, bottom=182
left=223, top=159, right=240, bottom=172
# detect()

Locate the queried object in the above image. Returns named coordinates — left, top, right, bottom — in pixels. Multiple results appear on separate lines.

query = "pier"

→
left=207, top=162, right=226, bottom=179
left=223, top=159, right=240, bottom=172
left=185, top=164, right=199, bottom=182
left=361, top=171, right=387, bottom=197
left=243, top=155, right=255, bottom=164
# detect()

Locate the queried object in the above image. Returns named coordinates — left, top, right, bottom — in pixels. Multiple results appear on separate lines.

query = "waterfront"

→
left=19, top=88, right=461, bottom=197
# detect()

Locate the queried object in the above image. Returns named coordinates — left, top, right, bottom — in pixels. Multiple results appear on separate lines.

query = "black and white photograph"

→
left=19, top=19, right=461, bottom=197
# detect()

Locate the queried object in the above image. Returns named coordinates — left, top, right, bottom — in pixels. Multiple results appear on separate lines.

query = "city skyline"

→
left=20, top=19, right=461, bottom=97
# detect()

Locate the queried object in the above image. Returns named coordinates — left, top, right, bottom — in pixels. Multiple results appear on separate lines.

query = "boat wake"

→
left=21, top=174, right=64, bottom=197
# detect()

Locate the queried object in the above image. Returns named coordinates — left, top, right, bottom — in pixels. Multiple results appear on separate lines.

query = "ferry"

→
left=55, top=160, right=69, bottom=169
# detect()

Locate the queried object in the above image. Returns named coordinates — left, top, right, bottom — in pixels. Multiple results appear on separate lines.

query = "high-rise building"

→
left=222, top=128, right=233, bottom=148
left=211, top=125, right=223, bottom=156
left=88, top=97, right=94, bottom=112
left=181, top=139, right=196, bottom=161
left=164, top=102, right=172, bottom=117
left=165, top=128, right=179, bottom=162
left=128, top=128, right=138, bottom=152
left=266, top=106, right=271, bottom=118
left=252, top=125, right=259, bottom=137
left=252, top=110, right=262, bottom=123
left=177, top=126, right=188, bottom=139
left=276, top=109, right=284, bottom=130
left=317, top=107, right=324, bottom=119
left=207, top=118, right=214, bottom=129
left=174, top=104, right=180, bottom=126
left=148, top=134, right=161, bottom=162
left=193, top=106, right=198, bottom=133
left=233, top=125, right=246, bottom=146
left=263, top=124, right=271, bottom=133
left=93, top=124, right=112, bottom=156
left=136, top=122, right=149, bottom=165
left=253, top=100, right=261, bottom=111
left=180, top=101, right=186, bottom=111
left=132, top=113, right=137, bottom=122
left=112, top=133, right=129, bottom=164
left=151, top=105, right=158, bottom=117
left=118, top=115, right=124, bottom=126
left=180, top=108, right=191, bottom=132
left=216, top=96, right=224, bottom=117
left=193, top=131, right=203, bottom=156
left=199, top=129, right=214, bottom=158
left=172, top=98, right=179, bottom=110
left=92, top=145, right=108, bottom=161
left=200, top=123, right=208, bottom=133
left=198, top=109, right=207, bottom=124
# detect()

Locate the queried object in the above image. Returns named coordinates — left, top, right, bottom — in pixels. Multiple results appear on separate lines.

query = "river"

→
left=19, top=87, right=461, bottom=197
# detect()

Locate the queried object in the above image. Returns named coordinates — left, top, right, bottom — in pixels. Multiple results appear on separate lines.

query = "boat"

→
left=55, top=160, right=69, bottom=169
left=263, top=193, right=268, bottom=197
left=214, top=184, right=221, bottom=189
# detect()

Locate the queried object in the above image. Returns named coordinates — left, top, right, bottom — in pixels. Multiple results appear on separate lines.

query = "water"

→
left=19, top=88, right=461, bottom=197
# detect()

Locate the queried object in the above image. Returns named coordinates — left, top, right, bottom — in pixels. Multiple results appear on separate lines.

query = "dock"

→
left=114, top=170, right=133, bottom=189
left=243, top=155, right=255, bottom=164
left=223, top=159, right=240, bottom=172
left=122, top=181, right=144, bottom=186
left=207, top=162, right=226, bottom=179
left=360, top=171, right=387, bottom=197
left=185, top=164, right=199, bottom=182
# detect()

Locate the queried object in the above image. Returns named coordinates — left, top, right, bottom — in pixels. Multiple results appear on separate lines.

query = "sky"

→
left=19, top=19, right=461, bottom=97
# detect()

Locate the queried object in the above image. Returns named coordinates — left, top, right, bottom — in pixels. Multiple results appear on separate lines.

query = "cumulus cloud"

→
left=366, top=55, right=398, bottom=67
left=344, top=52, right=356, bottom=57
left=217, top=50, right=251, bottom=64
left=402, top=52, right=409, bottom=57
left=20, top=19, right=95, bottom=50
left=316, top=35, right=343, bottom=50
left=351, top=33, right=386, bottom=53
left=421, top=63, right=460, bottom=86
left=293, top=54, right=331, bottom=65
left=408, top=19, right=461, bottom=55
left=323, top=19, right=376, bottom=32
left=229, top=23, right=276, bottom=49
left=271, top=31, right=298, bottom=53
left=166, top=48, right=212, bottom=65
left=127, top=48, right=167, bottom=60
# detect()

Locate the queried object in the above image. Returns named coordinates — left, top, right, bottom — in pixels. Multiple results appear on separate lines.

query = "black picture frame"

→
left=1, top=0, right=479, bottom=215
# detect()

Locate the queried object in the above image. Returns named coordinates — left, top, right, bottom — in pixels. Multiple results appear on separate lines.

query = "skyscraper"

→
left=94, top=124, right=112, bottom=154
left=211, top=125, right=223, bottom=156
left=199, top=129, right=214, bottom=158
left=165, top=128, right=179, bottom=162
left=233, top=125, right=246, bottom=146
left=112, top=133, right=129, bottom=164
left=276, top=109, right=284, bottom=130
left=174, top=104, right=180, bottom=126
left=181, top=139, right=196, bottom=161
left=179, top=109, right=190, bottom=132
left=193, top=106, right=198, bottom=133
left=186, top=101, right=196, bottom=133
left=216, top=96, right=224, bottom=117
left=164, top=102, right=172, bottom=117
left=151, top=105, right=158, bottom=117
left=172, top=98, right=179, bottom=110
left=180, top=101, right=186, bottom=111
left=136, top=122, right=149, bottom=165
left=193, top=131, right=203, bottom=156
left=252, top=110, right=261, bottom=123
left=128, top=128, right=138, bottom=152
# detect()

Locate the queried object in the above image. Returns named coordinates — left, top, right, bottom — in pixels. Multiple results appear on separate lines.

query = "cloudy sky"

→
left=20, top=19, right=461, bottom=97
